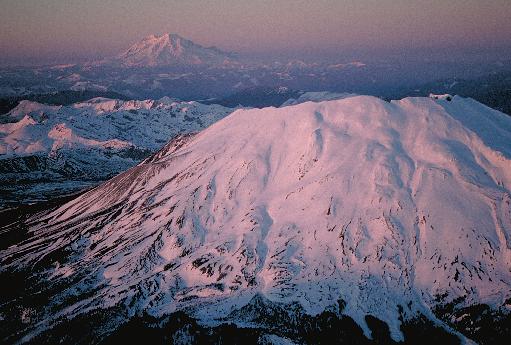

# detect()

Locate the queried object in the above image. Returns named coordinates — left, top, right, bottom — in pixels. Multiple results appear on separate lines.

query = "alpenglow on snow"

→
left=1, top=95, right=510, bottom=343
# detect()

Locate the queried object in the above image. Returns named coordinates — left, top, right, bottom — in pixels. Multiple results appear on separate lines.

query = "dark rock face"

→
left=12, top=301, right=460, bottom=345
left=433, top=297, right=511, bottom=345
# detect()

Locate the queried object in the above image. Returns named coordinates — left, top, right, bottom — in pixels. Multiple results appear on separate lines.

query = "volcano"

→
left=108, top=33, right=237, bottom=67
left=1, top=95, right=510, bottom=344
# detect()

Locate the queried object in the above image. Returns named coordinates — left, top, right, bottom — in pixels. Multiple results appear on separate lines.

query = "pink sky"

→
left=1, top=0, right=510, bottom=64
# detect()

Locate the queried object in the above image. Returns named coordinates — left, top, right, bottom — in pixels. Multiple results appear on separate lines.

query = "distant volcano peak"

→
left=111, top=33, right=237, bottom=67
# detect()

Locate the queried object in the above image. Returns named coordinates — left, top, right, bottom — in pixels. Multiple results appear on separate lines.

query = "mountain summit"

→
left=1, top=96, right=511, bottom=343
left=111, top=33, right=237, bottom=67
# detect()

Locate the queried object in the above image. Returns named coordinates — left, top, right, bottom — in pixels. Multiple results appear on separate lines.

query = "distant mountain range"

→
left=395, top=71, right=511, bottom=116
left=0, top=97, right=234, bottom=206
left=206, top=86, right=303, bottom=108
left=0, top=90, right=130, bottom=115
left=2, top=32, right=508, bottom=103
left=207, top=86, right=358, bottom=108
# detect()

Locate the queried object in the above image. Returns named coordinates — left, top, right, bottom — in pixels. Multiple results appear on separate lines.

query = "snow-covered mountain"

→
left=104, top=33, right=238, bottom=68
left=1, top=95, right=510, bottom=343
left=0, top=97, right=234, bottom=206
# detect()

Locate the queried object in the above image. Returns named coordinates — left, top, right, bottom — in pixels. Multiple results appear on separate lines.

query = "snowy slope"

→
left=1, top=96, right=511, bottom=342
left=106, top=33, right=237, bottom=67
left=0, top=97, right=234, bottom=205
left=0, top=97, right=233, bottom=155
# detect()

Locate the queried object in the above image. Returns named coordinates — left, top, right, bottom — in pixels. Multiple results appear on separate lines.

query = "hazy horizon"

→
left=1, top=0, right=511, bottom=66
